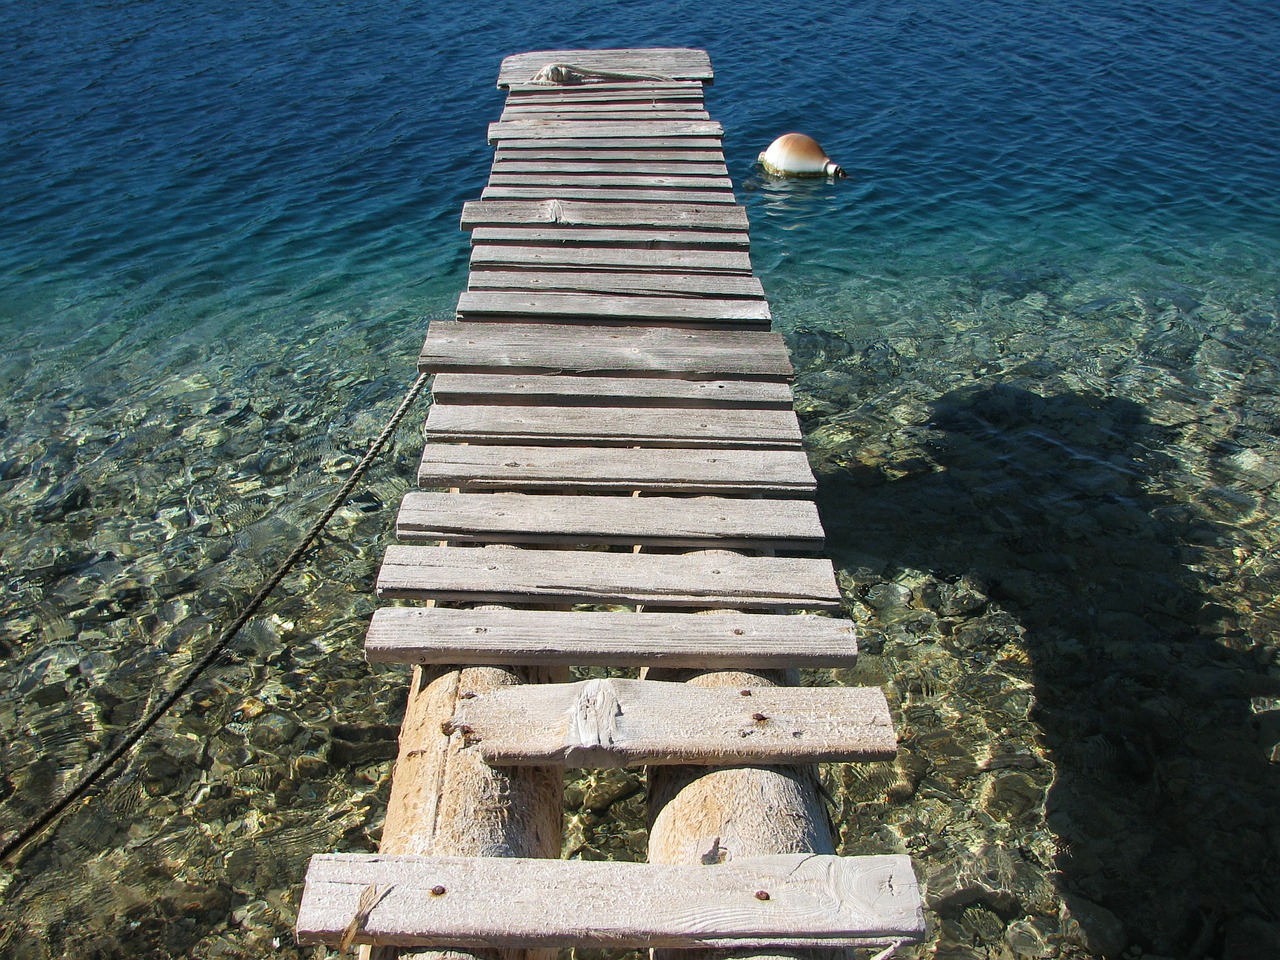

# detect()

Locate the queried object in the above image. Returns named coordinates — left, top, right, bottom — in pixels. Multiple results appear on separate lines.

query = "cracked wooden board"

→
left=375, top=545, right=842, bottom=609
left=454, top=290, right=769, bottom=325
left=394, top=491, right=823, bottom=550
left=450, top=678, right=896, bottom=767
left=461, top=200, right=748, bottom=231
left=423, top=404, right=803, bottom=448
left=469, top=226, right=748, bottom=248
left=365, top=608, right=857, bottom=668
left=414, top=444, right=816, bottom=496
left=297, top=852, right=924, bottom=949
left=469, top=244, right=753, bottom=274
left=496, top=49, right=716, bottom=87
left=418, top=322, right=794, bottom=379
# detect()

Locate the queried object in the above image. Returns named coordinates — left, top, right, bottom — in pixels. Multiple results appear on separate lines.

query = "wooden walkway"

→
left=297, top=48, right=924, bottom=955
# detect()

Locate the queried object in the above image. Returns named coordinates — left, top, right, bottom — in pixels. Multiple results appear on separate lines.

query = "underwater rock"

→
left=249, top=712, right=300, bottom=751
left=926, top=845, right=1022, bottom=918
left=980, top=771, right=1045, bottom=823
left=1005, top=916, right=1059, bottom=958
left=1222, top=913, right=1280, bottom=960
left=326, top=722, right=399, bottom=767
left=1061, top=894, right=1127, bottom=957
left=580, top=768, right=643, bottom=813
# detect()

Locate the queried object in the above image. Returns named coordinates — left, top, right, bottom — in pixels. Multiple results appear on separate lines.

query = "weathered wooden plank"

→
left=429, top=374, right=791, bottom=408
left=489, top=120, right=723, bottom=142
left=504, top=89, right=707, bottom=104
left=481, top=185, right=738, bottom=205
left=453, top=678, right=896, bottom=767
left=500, top=108, right=712, bottom=122
left=505, top=80, right=707, bottom=95
left=365, top=608, right=855, bottom=668
left=495, top=146, right=725, bottom=162
left=395, top=492, right=823, bottom=550
left=486, top=173, right=733, bottom=189
left=493, top=137, right=725, bottom=150
left=501, top=100, right=707, bottom=111
left=471, top=225, right=749, bottom=249
left=297, top=852, right=924, bottom=949
left=418, top=322, right=794, bottom=379
left=471, top=245, right=752, bottom=274
left=455, top=290, right=769, bottom=325
left=497, top=48, right=716, bottom=87
left=424, top=404, right=803, bottom=448
left=461, top=200, right=748, bottom=231
left=491, top=161, right=729, bottom=176
left=376, top=546, right=842, bottom=609
left=466, top=270, right=764, bottom=299
left=415, top=445, right=816, bottom=496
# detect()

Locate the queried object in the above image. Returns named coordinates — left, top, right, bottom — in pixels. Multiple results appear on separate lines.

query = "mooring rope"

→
left=0, top=371, right=431, bottom=866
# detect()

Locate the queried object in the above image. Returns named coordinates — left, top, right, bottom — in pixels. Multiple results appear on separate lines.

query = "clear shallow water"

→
left=1, top=1, right=1278, bottom=957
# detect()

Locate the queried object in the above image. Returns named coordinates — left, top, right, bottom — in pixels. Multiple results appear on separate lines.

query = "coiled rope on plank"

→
left=527, top=63, right=674, bottom=84
left=0, top=371, right=431, bottom=866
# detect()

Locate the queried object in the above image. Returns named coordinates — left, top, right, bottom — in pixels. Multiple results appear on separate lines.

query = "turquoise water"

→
left=2, top=1, right=1279, bottom=957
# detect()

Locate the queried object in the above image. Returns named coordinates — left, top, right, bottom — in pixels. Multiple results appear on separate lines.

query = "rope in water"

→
left=0, top=371, right=431, bottom=866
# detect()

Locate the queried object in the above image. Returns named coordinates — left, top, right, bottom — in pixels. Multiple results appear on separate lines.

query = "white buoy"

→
left=758, top=133, right=845, bottom=178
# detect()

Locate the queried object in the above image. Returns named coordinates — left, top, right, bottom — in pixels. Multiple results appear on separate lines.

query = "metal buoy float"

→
left=758, top=132, right=845, bottom=178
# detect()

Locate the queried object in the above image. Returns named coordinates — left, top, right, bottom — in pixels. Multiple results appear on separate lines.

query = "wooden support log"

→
left=369, top=658, right=564, bottom=960
left=646, top=665, right=857, bottom=960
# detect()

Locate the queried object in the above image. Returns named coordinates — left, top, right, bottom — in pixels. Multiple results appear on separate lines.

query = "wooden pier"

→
left=297, top=48, right=924, bottom=955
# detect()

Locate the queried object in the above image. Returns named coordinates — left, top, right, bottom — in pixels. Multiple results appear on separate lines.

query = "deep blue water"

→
left=2, top=1, right=1279, bottom=957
